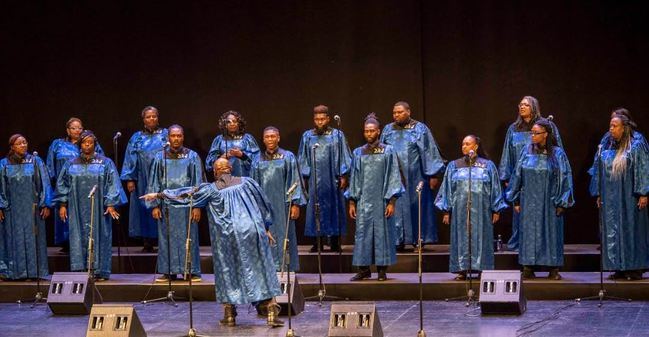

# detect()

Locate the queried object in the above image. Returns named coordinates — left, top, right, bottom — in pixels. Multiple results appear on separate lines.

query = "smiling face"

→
left=363, top=123, right=380, bottom=144
left=67, top=120, right=83, bottom=142
left=168, top=127, right=184, bottom=151
left=80, top=136, right=96, bottom=156
left=142, top=109, right=159, bottom=131
left=11, top=136, right=28, bottom=157
left=263, top=129, right=280, bottom=153
left=461, top=136, right=478, bottom=157
left=609, top=117, right=624, bottom=141
left=392, top=104, right=411, bottom=124
left=531, top=124, right=548, bottom=145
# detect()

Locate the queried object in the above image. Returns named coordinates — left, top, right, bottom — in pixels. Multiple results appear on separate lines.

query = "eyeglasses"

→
left=518, top=103, right=531, bottom=108
left=531, top=131, right=547, bottom=136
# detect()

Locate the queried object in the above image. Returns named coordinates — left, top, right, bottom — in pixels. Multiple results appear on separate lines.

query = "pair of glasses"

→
left=531, top=131, right=547, bottom=136
left=518, top=103, right=530, bottom=107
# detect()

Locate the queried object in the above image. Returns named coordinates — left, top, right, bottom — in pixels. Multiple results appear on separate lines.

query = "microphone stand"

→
left=335, top=117, right=344, bottom=272
left=416, top=182, right=426, bottom=337
left=87, top=184, right=103, bottom=305
left=142, top=146, right=179, bottom=306
left=576, top=145, right=631, bottom=306
left=112, top=134, right=125, bottom=273
left=183, top=191, right=205, bottom=337
left=17, top=153, right=47, bottom=307
left=282, top=187, right=298, bottom=337
left=305, top=143, right=345, bottom=305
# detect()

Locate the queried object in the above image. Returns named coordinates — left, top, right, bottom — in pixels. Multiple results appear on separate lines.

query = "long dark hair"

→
left=530, top=118, right=559, bottom=170
left=514, top=96, right=542, bottom=131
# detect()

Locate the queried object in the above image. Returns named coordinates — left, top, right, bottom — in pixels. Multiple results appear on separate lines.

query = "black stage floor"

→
left=1, top=300, right=647, bottom=337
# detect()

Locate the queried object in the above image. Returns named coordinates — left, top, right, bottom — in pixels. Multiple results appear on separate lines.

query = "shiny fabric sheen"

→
left=435, top=158, right=507, bottom=272
left=205, top=133, right=260, bottom=176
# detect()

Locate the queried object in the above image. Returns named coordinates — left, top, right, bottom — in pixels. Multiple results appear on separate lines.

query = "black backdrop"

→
left=2, top=1, right=648, bottom=246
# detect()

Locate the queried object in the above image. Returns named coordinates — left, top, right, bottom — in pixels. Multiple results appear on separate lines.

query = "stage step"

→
left=1, top=272, right=646, bottom=303
left=45, top=244, right=602, bottom=274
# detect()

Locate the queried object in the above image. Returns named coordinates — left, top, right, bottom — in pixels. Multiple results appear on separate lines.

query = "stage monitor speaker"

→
left=479, top=270, right=527, bottom=315
left=86, top=304, right=147, bottom=337
left=47, top=272, right=101, bottom=315
left=328, top=302, right=383, bottom=337
left=276, top=272, right=305, bottom=316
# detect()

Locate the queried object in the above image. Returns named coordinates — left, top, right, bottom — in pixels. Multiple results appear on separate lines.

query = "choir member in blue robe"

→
left=347, top=114, right=404, bottom=282
left=0, top=135, right=51, bottom=280
left=297, top=104, right=352, bottom=252
left=499, top=96, right=564, bottom=251
left=506, top=119, right=574, bottom=280
left=146, top=125, right=204, bottom=282
left=205, top=110, right=260, bottom=177
left=435, top=135, right=507, bottom=280
left=251, top=126, right=307, bottom=272
left=140, top=158, right=284, bottom=327
left=121, top=106, right=168, bottom=251
left=380, top=101, right=445, bottom=250
left=55, top=131, right=127, bottom=280
left=589, top=108, right=648, bottom=177
left=589, top=112, right=649, bottom=281
left=46, top=117, right=104, bottom=249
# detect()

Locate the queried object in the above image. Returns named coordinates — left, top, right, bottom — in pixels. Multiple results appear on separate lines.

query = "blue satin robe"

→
left=161, top=178, right=280, bottom=304
left=147, top=148, right=204, bottom=275
left=588, top=130, right=648, bottom=176
left=121, top=128, right=168, bottom=238
left=506, top=147, right=574, bottom=267
left=380, top=120, right=445, bottom=245
left=0, top=155, right=51, bottom=279
left=435, top=158, right=507, bottom=272
left=55, top=154, right=127, bottom=278
left=46, top=138, right=104, bottom=244
left=589, top=139, right=649, bottom=271
left=250, top=149, right=307, bottom=271
left=205, top=133, right=260, bottom=176
left=298, top=127, right=352, bottom=237
left=347, top=144, right=404, bottom=267
left=499, top=121, right=563, bottom=250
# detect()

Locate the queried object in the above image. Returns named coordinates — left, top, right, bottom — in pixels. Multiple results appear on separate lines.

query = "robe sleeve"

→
left=499, top=125, right=515, bottom=182
left=336, top=130, right=353, bottom=176
left=297, top=132, right=311, bottom=178
left=384, top=147, right=405, bottom=201
left=418, top=124, right=445, bottom=177
left=190, top=151, right=206, bottom=186
left=552, top=148, right=575, bottom=209
left=588, top=133, right=609, bottom=176
left=346, top=149, right=362, bottom=201
left=46, top=139, right=58, bottom=181
left=104, top=158, right=127, bottom=207
left=0, top=161, right=7, bottom=209
left=95, top=141, right=105, bottom=155
left=488, top=161, right=507, bottom=213
left=286, top=153, right=307, bottom=206
left=162, top=183, right=215, bottom=209
left=120, top=133, right=139, bottom=181
left=244, top=178, right=274, bottom=228
left=434, top=161, right=454, bottom=212
left=632, top=143, right=649, bottom=196
left=240, top=134, right=260, bottom=173
left=588, top=146, right=603, bottom=197
left=205, top=135, right=223, bottom=172
left=505, top=151, right=525, bottom=203
left=550, top=120, right=564, bottom=148
left=145, top=154, right=163, bottom=209
left=54, top=161, right=72, bottom=205
left=35, top=156, right=53, bottom=208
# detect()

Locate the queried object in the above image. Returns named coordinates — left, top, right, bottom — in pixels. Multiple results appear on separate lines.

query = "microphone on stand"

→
left=547, top=115, right=554, bottom=121
left=32, top=151, right=38, bottom=158
left=87, top=185, right=98, bottom=199
left=312, top=143, right=320, bottom=150
left=333, top=114, right=341, bottom=126
left=113, top=132, right=122, bottom=141
left=163, top=141, right=171, bottom=148
left=286, top=182, right=299, bottom=196
left=415, top=181, right=424, bottom=193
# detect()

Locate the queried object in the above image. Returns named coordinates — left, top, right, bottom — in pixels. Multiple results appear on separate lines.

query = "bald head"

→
left=213, top=157, right=232, bottom=178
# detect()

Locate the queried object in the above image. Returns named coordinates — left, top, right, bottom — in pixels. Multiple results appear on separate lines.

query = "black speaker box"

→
left=328, top=302, right=383, bottom=337
left=47, top=272, right=101, bottom=315
left=86, top=304, right=147, bottom=337
left=479, top=270, right=527, bottom=315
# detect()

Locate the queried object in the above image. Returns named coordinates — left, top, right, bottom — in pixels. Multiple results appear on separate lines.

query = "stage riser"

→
left=44, top=250, right=602, bottom=273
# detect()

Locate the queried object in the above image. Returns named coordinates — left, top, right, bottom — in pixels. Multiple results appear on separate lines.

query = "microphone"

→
left=469, top=150, right=475, bottom=157
left=113, top=131, right=122, bottom=140
left=32, top=151, right=38, bottom=157
left=286, top=182, right=299, bottom=196
left=87, top=185, right=98, bottom=199
left=415, top=181, right=424, bottom=193
left=547, top=115, right=554, bottom=121
left=163, top=141, right=171, bottom=148
left=333, top=115, right=341, bottom=122
left=312, top=143, right=320, bottom=149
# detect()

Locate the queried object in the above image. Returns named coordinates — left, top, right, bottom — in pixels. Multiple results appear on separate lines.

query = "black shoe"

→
left=377, top=267, right=387, bottom=281
left=608, top=271, right=625, bottom=280
left=625, top=270, right=643, bottom=281
left=396, top=243, right=407, bottom=252
left=350, top=268, right=371, bottom=281
left=522, top=266, right=535, bottom=279
left=548, top=268, right=562, bottom=280
left=330, top=244, right=342, bottom=252
left=310, top=242, right=324, bottom=253
left=329, top=236, right=342, bottom=252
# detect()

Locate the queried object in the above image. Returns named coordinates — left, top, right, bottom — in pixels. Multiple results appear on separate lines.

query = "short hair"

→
left=168, top=124, right=184, bottom=134
left=394, top=101, right=411, bottom=110
left=65, top=117, right=83, bottom=129
left=79, top=130, right=97, bottom=144
left=141, top=106, right=159, bottom=118
left=313, top=105, right=329, bottom=115
left=263, top=126, right=280, bottom=135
